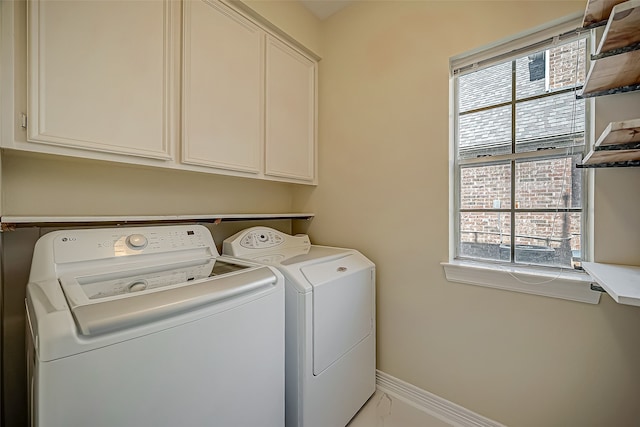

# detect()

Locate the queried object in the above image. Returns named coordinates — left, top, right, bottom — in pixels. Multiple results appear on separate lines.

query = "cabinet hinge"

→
left=20, top=113, right=27, bottom=129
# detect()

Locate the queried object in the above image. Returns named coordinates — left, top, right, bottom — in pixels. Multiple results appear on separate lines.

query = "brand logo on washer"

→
left=60, top=237, right=77, bottom=242
left=337, top=267, right=347, bottom=272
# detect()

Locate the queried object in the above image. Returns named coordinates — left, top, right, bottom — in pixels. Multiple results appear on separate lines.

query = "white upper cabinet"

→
left=27, top=0, right=178, bottom=160
left=182, top=1, right=263, bottom=174
left=2, top=0, right=318, bottom=184
left=265, top=36, right=317, bottom=182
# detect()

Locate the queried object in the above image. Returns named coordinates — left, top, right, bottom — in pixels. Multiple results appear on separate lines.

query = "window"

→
left=444, top=19, right=599, bottom=304
left=452, top=25, right=590, bottom=272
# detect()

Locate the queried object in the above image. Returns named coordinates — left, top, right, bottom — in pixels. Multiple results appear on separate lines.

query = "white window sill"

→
left=441, top=260, right=601, bottom=304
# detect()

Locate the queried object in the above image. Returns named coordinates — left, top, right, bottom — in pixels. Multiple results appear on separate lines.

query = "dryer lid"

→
left=300, top=251, right=370, bottom=286
left=280, top=246, right=348, bottom=266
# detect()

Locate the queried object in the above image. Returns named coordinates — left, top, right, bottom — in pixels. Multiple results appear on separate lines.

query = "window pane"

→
left=458, top=61, right=511, bottom=113
left=458, top=105, right=512, bottom=159
left=459, top=212, right=511, bottom=262
left=514, top=212, right=581, bottom=267
left=515, top=156, right=582, bottom=209
left=460, top=163, right=511, bottom=209
left=547, top=39, right=587, bottom=92
left=516, top=39, right=586, bottom=100
left=515, top=53, right=547, bottom=99
left=568, top=213, right=582, bottom=264
left=515, top=92, right=585, bottom=153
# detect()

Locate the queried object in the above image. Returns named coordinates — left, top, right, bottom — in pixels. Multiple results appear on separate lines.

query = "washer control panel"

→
left=52, top=225, right=216, bottom=264
left=223, top=227, right=310, bottom=257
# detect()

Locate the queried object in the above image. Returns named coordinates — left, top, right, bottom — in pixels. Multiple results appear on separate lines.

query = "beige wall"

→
left=293, top=1, right=640, bottom=426
left=242, top=0, right=322, bottom=56
left=1, top=151, right=298, bottom=216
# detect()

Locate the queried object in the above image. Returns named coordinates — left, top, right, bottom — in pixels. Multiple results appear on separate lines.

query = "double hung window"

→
left=452, top=25, right=590, bottom=271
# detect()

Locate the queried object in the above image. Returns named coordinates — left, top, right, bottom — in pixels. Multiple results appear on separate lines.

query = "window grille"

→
left=451, top=23, right=590, bottom=269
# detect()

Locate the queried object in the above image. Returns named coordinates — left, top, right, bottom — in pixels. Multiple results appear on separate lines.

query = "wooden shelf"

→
left=581, top=149, right=640, bottom=166
left=582, top=0, right=626, bottom=27
left=579, top=0, right=640, bottom=98
left=596, top=0, right=640, bottom=51
left=582, top=262, right=640, bottom=306
left=580, top=50, right=640, bottom=97
left=578, top=0, right=640, bottom=167
left=594, top=118, right=640, bottom=146
left=580, top=118, right=640, bottom=167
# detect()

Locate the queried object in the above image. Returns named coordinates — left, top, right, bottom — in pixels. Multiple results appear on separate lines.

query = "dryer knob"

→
left=126, top=234, right=148, bottom=249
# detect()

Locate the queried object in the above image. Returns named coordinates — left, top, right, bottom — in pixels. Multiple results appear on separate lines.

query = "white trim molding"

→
left=376, top=370, right=505, bottom=427
left=442, top=261, right=600, bottom=304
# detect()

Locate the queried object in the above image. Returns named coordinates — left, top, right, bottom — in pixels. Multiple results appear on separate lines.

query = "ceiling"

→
left=299, top=0, right=352, bottom=20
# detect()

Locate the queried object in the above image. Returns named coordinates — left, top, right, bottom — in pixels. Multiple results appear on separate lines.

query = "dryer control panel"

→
left=223, top=227, right=310, bottom=256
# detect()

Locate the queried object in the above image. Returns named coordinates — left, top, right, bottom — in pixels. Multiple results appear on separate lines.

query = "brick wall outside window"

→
left=457, top=39, right=586, bottom=266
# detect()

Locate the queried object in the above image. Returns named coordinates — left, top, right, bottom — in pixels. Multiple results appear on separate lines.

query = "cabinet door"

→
left=182, top=0, right=263, bottom=174
left=27, top=0, right=177, bottom=160
left=265, top=36, right=317, bottom=183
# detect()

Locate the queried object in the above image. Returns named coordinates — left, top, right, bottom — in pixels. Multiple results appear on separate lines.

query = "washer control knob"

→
left=126, top=234, right=148, bottom=249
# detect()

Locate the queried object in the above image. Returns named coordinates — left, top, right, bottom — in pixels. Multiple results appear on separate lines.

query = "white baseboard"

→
left=375, top=370, right=505, bottom=427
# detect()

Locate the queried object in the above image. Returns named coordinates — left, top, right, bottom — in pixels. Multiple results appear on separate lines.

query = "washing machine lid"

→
left=301, top=253, right=374, bottom=375
left=58, top=258, right=277, bottom=336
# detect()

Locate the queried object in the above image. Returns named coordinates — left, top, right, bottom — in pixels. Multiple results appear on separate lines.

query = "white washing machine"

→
left=223, top=227, right=375, bottom=427
left=26, top=224, right=285, bottom=427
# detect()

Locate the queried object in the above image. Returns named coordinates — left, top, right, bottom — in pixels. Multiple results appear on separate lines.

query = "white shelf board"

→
left=442, top=261, right=600, bottom=304
left=0, top=213, right=314, bottom=226
left=582, top=261, right=640, bottom=306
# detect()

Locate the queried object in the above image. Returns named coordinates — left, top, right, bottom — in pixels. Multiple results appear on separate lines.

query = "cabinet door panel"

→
left=182, top=0, right=263, bottom=173
left=265, top=36, right=316, bottom=182
left=28, top=0, right=175, bottom=160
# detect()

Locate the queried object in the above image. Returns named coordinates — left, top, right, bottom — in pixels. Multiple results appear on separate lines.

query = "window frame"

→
left=444, top=14, right=599, bottom=304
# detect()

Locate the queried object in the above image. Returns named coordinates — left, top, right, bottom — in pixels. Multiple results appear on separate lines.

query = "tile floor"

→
left=347, top=390, right=453, bottom=427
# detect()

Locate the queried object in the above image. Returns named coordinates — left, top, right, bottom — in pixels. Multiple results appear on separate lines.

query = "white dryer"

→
left=26, top=224, right=285, bottom=427
left=223, top=227, right=376, bottom=427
